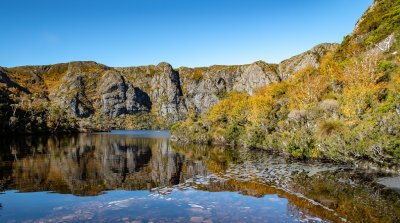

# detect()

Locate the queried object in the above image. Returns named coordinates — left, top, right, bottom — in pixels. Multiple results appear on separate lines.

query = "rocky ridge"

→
left=0, top=43, right=338, bottom=129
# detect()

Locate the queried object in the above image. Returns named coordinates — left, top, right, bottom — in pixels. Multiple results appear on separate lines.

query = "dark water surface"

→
left=1, top=131, right=400, bottom=223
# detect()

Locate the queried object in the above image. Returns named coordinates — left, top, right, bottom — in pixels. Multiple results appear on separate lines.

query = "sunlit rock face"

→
left=278, top=43, right=339, bottom=80
left=179, top=61, right=282, bottom=114
left=147, top=63, right=187, bottom=122
left=99, top=70, right=151, bottom=117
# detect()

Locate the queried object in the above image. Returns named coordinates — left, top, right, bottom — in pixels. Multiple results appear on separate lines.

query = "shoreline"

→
left=171, top=134, right=400, bottom=174
left=3, top=129, right=399, bottom=174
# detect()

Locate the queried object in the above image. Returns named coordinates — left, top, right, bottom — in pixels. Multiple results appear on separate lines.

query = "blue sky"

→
left=0, top=0, right=372, bottom=68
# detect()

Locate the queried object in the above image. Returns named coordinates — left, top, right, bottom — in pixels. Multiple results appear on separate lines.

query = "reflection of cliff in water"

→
left=1, top=134, right=400, bottom=222
left=0, top=134, right=209, bottom=196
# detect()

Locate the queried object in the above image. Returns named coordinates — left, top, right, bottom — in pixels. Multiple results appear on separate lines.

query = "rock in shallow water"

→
left=377, top=176, right=400, bottom=193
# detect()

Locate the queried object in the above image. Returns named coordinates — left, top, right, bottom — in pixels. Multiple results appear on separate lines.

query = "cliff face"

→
left=279, top=43, right=339, bottom=80
left=0, top=43, right=338, bottom=132
left=178, top=61, right=281, bottom=114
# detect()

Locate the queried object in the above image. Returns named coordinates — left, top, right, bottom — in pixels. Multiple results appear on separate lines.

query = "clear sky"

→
left=0, top=0, right=372, bottom=68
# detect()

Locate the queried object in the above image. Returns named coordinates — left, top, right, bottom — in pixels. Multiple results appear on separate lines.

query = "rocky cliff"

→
left=0, top=43, right=337, bottom=133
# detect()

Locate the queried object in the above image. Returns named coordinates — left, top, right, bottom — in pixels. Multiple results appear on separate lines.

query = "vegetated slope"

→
left=172, top=0, right=400, bottom=168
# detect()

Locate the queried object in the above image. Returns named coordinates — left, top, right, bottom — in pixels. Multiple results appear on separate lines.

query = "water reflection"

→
left=1, top=134, right=206, bottom=196
left=0, top=132, right=400, bottom=223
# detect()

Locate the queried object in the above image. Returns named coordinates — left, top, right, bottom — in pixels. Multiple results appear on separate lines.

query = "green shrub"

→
left=378, top=60, right=395, bottom=72
left=317, top=120, right=344, bottom=138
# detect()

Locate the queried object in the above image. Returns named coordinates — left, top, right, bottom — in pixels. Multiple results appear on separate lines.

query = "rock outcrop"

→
left=99, top=70, right=151, bottom=118
left=55, top=73, right=94, bottom=118
left=148, top=63, right=187, bottom=122
left=179, top=61, right=282, bottom=114
left=279, top=43, right=339, bottom=80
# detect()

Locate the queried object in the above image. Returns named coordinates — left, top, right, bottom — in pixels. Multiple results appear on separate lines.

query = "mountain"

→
left=0, top=41, right=336, bottom=134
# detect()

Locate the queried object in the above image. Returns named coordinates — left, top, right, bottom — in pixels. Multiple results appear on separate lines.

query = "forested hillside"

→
left=172, top=0, right=400, bottom=167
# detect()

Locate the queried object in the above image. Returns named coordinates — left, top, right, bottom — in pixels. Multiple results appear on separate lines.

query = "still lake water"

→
left=0, top=130, right=400, bottom=223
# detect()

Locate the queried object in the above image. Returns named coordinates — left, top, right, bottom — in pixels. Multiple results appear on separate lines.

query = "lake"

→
left=1, top=130, right=399, bottom=223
